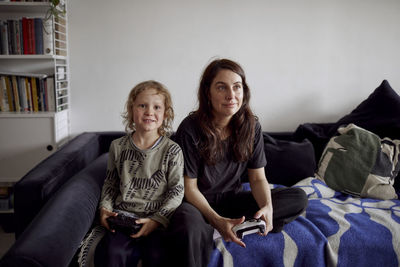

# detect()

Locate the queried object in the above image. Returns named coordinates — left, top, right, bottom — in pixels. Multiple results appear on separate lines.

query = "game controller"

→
left=232, top=218, right=266, bottom=239
left=106, top=209, right=142, bottom=235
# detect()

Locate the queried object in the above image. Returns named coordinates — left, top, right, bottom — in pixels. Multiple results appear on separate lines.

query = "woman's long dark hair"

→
left=194, top=58, right=255, bottom=165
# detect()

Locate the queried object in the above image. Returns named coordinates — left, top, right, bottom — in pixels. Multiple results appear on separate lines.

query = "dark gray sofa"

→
left=0, top=132, right=125, bottom=267
left=0, top=129, right=312, bottom=267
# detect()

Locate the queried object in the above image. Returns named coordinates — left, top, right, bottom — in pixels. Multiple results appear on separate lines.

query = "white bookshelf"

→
left=0, top=0, right=70, bottom=212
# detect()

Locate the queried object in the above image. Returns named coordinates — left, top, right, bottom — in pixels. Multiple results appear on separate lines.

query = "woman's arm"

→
left=248, top=168, right=273, bottom=234
left=184, top=176, right=247, bottom=247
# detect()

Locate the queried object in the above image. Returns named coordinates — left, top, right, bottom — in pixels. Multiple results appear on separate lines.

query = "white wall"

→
left=67, top=0, right=400, bottom=135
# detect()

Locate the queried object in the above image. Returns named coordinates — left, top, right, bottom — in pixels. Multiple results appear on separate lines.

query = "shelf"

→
left=0, top=2, right=51, bottom=13
left=0, top=0, right=70, bottom=189
left=0, top=209, right=14, bottom=214
left=0, top=55, right=67, bottom=60
left=0, top=111, right=58, bottom=118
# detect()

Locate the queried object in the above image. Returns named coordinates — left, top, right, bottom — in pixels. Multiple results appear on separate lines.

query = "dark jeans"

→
left=166, top=187, right=308, bottom=267
left=95, top=228, right=166, bottom=267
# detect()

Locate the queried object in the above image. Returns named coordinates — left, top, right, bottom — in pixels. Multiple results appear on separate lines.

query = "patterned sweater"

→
left=99, top=134, right=184, bottom=227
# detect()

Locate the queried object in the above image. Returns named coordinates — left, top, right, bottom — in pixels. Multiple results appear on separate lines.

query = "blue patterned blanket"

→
left=209, top=178, right=400, bottom=267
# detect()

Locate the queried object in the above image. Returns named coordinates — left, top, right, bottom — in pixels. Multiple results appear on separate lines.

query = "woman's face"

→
left=209, top=69, right=244, bottom=123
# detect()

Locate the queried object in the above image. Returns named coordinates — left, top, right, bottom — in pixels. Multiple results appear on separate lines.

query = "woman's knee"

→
left=272, top=187, right=309, bottom=218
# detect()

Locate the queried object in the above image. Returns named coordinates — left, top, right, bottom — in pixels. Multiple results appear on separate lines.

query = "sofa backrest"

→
left=14, top=131, right=124, bottom=238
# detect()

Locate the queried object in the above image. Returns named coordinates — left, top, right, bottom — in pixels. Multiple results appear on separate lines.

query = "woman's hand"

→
left=184, top=177, right=247, bottom=247
left=100, top=207, right=118, bottom=232
left=130, top=218, right=160, bottom=239
left=253, top=206, right=273, bottom=235
left=213, top=216, right=247, bottom=248
left=248, top=168, right=274, bottom=235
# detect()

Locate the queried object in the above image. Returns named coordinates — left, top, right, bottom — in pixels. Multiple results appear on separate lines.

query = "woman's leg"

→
left=214, top=187, right=308, bottom=232
left=269, top=187, right=308, bottom=232
left=166, top=201, right=214, bottom=267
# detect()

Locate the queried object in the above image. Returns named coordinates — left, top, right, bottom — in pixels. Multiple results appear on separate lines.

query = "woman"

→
left=168, top=58, right=308, bottom=267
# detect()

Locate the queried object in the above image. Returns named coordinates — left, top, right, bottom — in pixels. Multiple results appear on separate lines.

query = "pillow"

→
left=263, top=133, right=316, bottom=186
left=329, top=80, right=400, bottom=192
left=316, top=124, right=400, bottom=199
left=329, top=80, right=400, bottom=139
left=293, top=123, right=336, bottom=160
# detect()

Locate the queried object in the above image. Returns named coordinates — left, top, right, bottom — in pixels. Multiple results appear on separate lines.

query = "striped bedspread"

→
left=209, top=178, right=400, bottom=267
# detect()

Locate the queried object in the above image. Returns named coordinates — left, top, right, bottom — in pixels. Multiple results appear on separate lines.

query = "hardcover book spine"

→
left=43, top=18, right=53, bottom=55
left=34, top=18, right=43, bottom=54
left=0, top=20, right=9, bottom=55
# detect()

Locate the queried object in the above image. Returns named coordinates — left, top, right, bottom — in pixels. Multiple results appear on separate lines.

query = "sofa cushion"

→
left=3, top=153, right=109, bottom=267
left=330, top=80, right=400, bottom=192
left=14, top=132, right=103, bottom=237
left=293, top=123, right=335, bottom=161
left=263, top=133, right=316, bottom=186
left=316, top=124, right=399, bottom=199
left=330, top=80, right=400, bottom=139
left=294, top=80, right=400, bottom=192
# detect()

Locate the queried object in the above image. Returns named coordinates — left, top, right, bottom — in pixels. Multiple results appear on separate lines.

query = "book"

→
left=42, top=17, right=53, bottom=55
left=0, top=20, right=9, bottom=55
left=34, top=18, right=43, bottom=54
left=30, top=77, right=39, bottom=111
left=0, top=76, right=10, bottom=111
left=11, top=76, right=20, bottom=111
left=25, top=77, right=33, bottom=111
left=4, top=76, right=14, bottom=111
left=18, top=76, right=28, bottom=111
left=0, top=76, right=5, bottom=111
left=22, top=17, right=29, bottom=54
left=28, top=18, right=35, bottom=54
left=38, top=78, right=45, bottom=111
left=46, top=77, right=55, bottom=111
left=15, top=20, right=22, bottom=54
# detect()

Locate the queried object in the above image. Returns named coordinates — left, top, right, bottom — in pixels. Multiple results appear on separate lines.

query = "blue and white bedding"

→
left=209, top=178, right=400, bottom=267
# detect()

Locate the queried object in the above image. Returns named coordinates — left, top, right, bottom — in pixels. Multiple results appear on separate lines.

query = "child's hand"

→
left=100, top=207, right=117, bottom=232
left=130, top=218, right=160, bottom=238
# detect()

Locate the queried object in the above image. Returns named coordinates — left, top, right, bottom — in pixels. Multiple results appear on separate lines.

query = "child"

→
left=97, top=80, right=184, bottom=267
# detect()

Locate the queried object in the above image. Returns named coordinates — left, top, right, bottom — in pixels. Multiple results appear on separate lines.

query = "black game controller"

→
left=107, top=209, right=142, bottom=235
left=232, top=218, right=266, bottom=239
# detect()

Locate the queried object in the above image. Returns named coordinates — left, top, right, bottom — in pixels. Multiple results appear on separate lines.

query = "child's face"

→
left=132, top=88, right=165, bottom=134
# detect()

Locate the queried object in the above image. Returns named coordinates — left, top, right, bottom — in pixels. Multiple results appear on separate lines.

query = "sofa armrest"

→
left=14, top=131, right=124, bottom=237
left=1, top=153, right=108, bottom=267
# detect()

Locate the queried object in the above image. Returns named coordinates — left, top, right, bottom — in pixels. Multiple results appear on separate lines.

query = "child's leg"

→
left=140, top=229, right=166, bottom=267
left=95, top=231, right=141, bottom=267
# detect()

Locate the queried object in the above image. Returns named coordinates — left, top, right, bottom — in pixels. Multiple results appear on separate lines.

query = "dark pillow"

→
left=330, top=80, right=400, bottom=139
left=263, top=133, right=316, bottom=186
left=293, top=123, right=335, bottom=161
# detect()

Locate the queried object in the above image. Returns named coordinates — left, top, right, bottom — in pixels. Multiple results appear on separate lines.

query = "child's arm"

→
left=150, top=144, right=184, bottom=228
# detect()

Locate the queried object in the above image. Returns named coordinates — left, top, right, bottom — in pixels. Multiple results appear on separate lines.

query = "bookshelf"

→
left=0, top=0, right=70, bottom=214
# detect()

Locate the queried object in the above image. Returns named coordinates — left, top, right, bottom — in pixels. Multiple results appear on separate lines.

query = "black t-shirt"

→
left=175, top=114, right=267, bottom=201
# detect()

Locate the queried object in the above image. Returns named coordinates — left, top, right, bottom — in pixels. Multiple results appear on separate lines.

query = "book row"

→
left=0, top=74, right=56, bottom=112
left=0, top=17, right=53, bottom=55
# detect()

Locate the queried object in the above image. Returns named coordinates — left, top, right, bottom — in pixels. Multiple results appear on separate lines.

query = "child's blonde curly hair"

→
left=122, top=80, right=174, bottom=136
